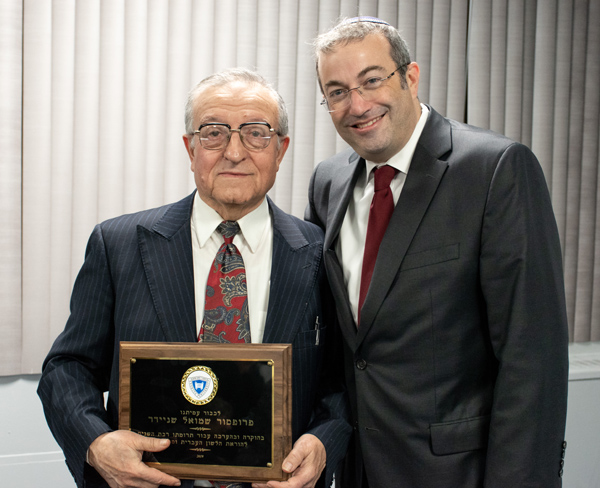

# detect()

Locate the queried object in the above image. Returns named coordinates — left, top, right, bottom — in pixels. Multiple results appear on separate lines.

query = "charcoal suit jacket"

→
left=305, top=106, right=569, bottom=488
left=38, top=192, right=350, bottom=488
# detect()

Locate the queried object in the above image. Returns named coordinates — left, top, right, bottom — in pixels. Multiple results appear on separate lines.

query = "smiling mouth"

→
left=353, top=115, right=383, bottom=129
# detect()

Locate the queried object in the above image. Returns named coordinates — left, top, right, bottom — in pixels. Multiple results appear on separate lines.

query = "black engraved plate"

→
left=129, top=358, right=272, bottom=467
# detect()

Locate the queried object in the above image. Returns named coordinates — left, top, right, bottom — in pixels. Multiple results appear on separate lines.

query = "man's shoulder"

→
left=448, top=118, right=535, bottom=166
left=449, top=118, right=513, bottom=144
left=414, top=108, right=533, bottom=173
left=321, top=146, right=357, bottom=163
left=97, top=193, right=194, bottom=236
left=291, top=214, right=325, bottom=243
left=430, top=108, right=521, bottom=154
left=268, top=198, right=324, bottom=244
left=315, top=147, right=359, bottom=175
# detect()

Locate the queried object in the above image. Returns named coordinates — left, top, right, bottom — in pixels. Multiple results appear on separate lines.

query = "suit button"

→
left=559, top=468, right=563, bottom=477
left=356, top=359, right=367, bottom=370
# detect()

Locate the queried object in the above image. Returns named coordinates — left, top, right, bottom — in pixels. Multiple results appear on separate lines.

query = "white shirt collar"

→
left=236, top=198, right=270, bottom=254
left=363, top=103, right=430, bottom=181
left=190, top=193, right=270, bottom=253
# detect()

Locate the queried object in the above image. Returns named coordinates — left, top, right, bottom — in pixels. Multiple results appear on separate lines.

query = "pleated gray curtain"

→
left=1, top=0, right=598, bottom=375
left=467, top=0, right=600, bottom=342
left=0, top=1, right=23, bottom=375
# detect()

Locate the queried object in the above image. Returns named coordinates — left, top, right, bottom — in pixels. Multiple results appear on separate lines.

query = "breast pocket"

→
left=293, top=327, right=325, bottom=350
left=401, top=243, right=460, bottom=272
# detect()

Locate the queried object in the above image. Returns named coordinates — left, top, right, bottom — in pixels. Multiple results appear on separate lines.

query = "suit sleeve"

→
left=304, top=271, right=351, bottom=487
left=480, top=143, right=569, bottom=487
left=37, top=224, right=116, bottom=488
left=303, top=165, right=352, bottom=486
left=304, top=162, right=327, bottom=231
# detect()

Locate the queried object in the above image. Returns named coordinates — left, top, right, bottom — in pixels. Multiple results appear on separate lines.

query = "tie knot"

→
left=217, top=221, right=240, bottom=244
left=373, top=165, right=397, bottom=192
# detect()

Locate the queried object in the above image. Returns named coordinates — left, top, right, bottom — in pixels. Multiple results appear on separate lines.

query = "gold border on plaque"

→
left=119, top=342, right=292, bottom=483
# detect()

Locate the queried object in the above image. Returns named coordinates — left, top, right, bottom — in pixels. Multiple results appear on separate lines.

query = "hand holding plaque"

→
left=119, top=342, right=292, bottom=483
left=87, top=430, right=181, bottom=487
left=251, top=433, right=326, bottom=488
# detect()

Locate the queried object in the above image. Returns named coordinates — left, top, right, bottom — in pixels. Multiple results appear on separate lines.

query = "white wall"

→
left=565, top=379, right=600, bottom=487
left=563, top=342, right=600, bottom=488
left=1, top=344, right=599, bottom=488
left=0, top=375, right=74, bottom=487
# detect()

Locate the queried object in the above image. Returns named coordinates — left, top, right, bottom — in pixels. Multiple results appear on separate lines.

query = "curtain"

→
left=0, top=1, right=23, bottom=374
left=1, top=0, right=599, bottom=375
left=468, top=0, right=600, bottom=341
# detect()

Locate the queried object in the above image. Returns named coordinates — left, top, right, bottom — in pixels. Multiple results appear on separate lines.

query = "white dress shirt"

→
left=336, top=103, right=430, bottom=324
left=190, top=193, right=273, bottom=343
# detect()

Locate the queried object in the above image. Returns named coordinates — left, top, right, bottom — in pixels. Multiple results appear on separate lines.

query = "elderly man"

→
left=38, top=68, right=350, bottom=488
left=306, top=16, right=569, bottom=488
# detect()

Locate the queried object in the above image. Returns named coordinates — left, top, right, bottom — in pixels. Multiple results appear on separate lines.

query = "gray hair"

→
left=184, top=68, right=289, bottom=139
left=312, top=17, right=412, bottom=91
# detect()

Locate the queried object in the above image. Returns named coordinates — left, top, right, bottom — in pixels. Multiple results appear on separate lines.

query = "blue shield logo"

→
left=192, top=379, right=206, bottom=395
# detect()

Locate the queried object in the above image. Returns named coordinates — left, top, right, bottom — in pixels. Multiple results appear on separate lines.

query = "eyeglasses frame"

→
left=320, top=64, right=409, bottom=112
left=193, top=121, right=279, bottom=151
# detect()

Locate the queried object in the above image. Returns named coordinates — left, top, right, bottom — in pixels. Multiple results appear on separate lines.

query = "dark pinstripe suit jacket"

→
left=38, top=192, right=351, bottom=488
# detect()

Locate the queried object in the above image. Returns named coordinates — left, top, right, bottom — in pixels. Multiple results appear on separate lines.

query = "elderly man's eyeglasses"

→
left=320, top=65, right=407, bottom=113
left=193, top=122, right=278, bottom=151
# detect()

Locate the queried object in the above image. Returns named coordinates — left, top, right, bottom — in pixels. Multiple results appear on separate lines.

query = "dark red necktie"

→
left=211, top=481, right=247, bottom=487
left=199, top=221, right=251, bottom=344
left=358, top=165, right=398, bottom=323
left=199, top=222, right=251, bottom=487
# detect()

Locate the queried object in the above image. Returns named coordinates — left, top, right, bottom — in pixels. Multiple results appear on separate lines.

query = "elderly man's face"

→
left=183, top=82, right=289, bottom=220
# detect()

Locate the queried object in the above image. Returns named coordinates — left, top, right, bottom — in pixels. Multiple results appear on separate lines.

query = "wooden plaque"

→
left=119, top=342, right=292, bottom=482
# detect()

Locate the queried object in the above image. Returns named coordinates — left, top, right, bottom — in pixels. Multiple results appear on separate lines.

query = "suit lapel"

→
left=137, top=193, right=197, bottom=343
left=358, top=108, right=451, bottom=340
left=262, top=199, right=318, bottom=344
left=322, top=153, right=364, bottom=345
left=324, top=152, right=363, bottom=251
left=324, top=247, right=358, bottom=350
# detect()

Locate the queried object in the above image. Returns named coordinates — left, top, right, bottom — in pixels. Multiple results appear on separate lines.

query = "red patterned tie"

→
left=358, top=165, right=398, bottom=323
left=199, top=221, right=251, bottom=344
